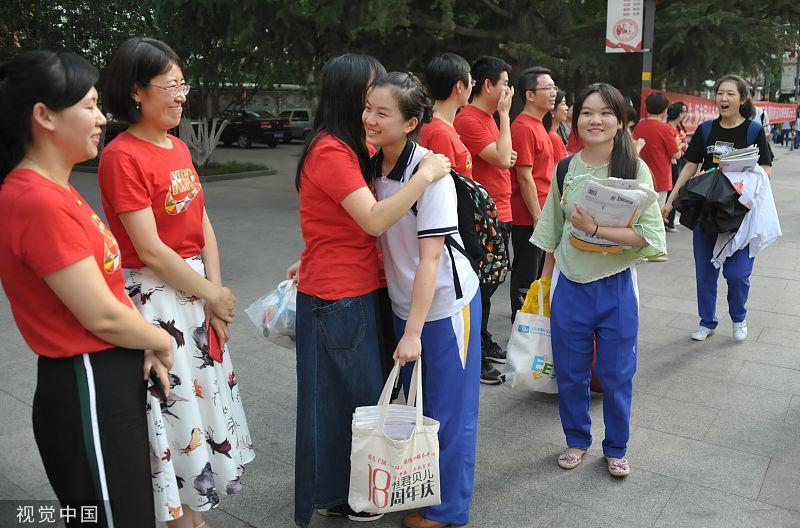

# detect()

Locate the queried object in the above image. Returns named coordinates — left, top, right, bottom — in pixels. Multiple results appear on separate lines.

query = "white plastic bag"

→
left=348, top=360, right=441, bottom=514
left=503, top=283, right=558, bottom=393
left=245, top=280, right=296, bottom=338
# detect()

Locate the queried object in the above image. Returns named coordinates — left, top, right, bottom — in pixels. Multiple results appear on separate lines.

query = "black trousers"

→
left=33, top=348, right=154, bottom=528
left=510, top=224, right=544, bottom=318
left=667, top=160, right=683, bottom=228
left=480, top=220, right=511, bottom=352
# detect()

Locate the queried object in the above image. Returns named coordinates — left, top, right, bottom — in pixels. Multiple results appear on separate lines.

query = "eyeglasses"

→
left=531, top=85, right=559, bottom=93
left=143, top=82, right=191, bottom=98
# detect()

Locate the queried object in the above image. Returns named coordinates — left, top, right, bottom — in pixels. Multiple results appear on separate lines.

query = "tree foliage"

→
left=3, top=0, right=799, bottom=111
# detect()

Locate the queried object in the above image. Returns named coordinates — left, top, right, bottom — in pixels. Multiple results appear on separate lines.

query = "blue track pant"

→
left=550, top=268, right=638, bottom=458
left=395, top=292, right=481, bottom=526
left=693, top=227, right=754, bottom=330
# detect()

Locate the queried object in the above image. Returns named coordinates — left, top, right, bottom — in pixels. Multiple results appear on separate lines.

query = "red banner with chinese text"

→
left=641, top=89, right=796, bottom=133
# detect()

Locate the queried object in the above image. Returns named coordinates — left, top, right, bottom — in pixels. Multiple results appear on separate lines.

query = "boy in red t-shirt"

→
left=453, top=56, right=515, bottom=384
left=510, top=67, right=556, bottom=317
left=419, top=53, right=474, bottom=178
left=633, top=92, right=681, bottom=216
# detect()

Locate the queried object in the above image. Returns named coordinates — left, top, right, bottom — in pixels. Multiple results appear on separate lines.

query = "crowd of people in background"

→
left=0, top=36, right=779, bottom=528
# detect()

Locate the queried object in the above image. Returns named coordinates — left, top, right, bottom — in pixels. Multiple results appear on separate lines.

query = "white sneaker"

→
left=733, top=321, right=748, bottom=341
left=691, top=326, right=715, bottom=341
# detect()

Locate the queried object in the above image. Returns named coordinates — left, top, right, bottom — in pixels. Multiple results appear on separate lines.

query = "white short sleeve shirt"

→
left=373, top=141, right=480, bottom=321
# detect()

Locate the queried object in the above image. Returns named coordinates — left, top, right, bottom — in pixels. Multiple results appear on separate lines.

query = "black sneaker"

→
left=318, top=504, right=384, bottom=522
left=480, top=359, right=503, bottom=385
left=485, top=340, right=507, bottom=364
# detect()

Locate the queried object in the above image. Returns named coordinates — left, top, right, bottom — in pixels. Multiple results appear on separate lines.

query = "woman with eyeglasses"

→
left=99, top=37, right=254, bottom=528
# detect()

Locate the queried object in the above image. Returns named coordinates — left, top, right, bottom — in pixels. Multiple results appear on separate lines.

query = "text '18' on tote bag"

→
left=348, top=359, right=441, bottom=514
left=503, top=279, right=558, bottom=393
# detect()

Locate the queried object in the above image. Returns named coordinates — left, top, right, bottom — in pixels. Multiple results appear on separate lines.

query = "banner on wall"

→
left=641, top=89, right=797, bottom=133
left=605, top=0, right=644, bottom=53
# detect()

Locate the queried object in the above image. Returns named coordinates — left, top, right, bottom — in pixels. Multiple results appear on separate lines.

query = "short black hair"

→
left=516, top=67, right=553, bottom=105
left=666, top=101, right=687, bottom=122
left=425, top=53, right=470, bottom=101
left=645, top=92, right=670, bottom=114
left=471, top=56, right=512, bottom=97
left=0, top=51, right=99, bottom=180
left=104, top=37, right=183, bottom=123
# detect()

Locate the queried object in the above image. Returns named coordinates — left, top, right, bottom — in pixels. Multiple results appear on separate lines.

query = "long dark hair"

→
left=368, top=72, right=433, bottom=141
left=295, top=54, right=386, bottom=190
left=572, top=83, right=638, bottom=180
left=0, top=51, right=99, bottom=183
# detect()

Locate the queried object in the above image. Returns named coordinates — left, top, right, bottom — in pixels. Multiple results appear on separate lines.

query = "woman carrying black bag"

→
left=661, top=74, right=772, bottom=343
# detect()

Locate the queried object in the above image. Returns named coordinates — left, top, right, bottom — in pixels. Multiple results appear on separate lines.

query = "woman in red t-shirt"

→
left=287, top=54, right=451, bottom=527
left=544, top=90, right=570, bottom=163
left=98, top=38, right=254, bottom=527
left=0, top=51, right=174, bottom=528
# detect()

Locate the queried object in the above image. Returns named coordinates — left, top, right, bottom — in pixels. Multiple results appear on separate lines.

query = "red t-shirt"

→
left=567, top=130, right=585, bottom=153
left=510, top=113, right=554, bottom=225
left=549, top=130, right=568, bottom=164
left=633, top=119, right=680, bottom=192
left=454, top=105, right=512, bottom=222
left=419, top=117, right=473, bottom=178
left=98, top=131, right=206, bottom=268
left=0, top=170, right=130, bottom=358
left=298, top=134, right=382, bottom=299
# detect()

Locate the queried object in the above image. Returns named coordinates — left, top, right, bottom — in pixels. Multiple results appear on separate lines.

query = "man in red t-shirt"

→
left=453, top=56, right=515, bottom=384
left=634, top=92, right=681, bottom=207
left=510, top=67, right=556, bottom=317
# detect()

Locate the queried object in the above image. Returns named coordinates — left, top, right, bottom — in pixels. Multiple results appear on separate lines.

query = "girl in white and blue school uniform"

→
left=363, top=72, right=481, bottom=528
left=532, top=83, right=666, bottom=478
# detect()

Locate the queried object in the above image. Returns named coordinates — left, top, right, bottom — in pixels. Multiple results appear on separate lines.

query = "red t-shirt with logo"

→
left=510, top=113, right=554, bottom=225
left=98, top=131, right=206, bottom=268
left=454, top=105, right=512, bottom=222
left=298, top=134, right=382, bottom=299
left=419, top=117, right=473, bottom=178
left=549, top=130, right=568, bottom=164
left=633, top=119, right=680, bottom=192
left=0, top=170, right=129, bottom=358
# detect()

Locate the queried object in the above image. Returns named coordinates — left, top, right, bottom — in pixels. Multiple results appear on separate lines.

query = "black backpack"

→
left=556, top=154, right=575, bottom=195
left=413, top=170, right=509, bottom=299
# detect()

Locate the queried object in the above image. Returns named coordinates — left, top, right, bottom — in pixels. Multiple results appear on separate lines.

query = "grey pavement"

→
left=1, top=142, right=800, bottom=527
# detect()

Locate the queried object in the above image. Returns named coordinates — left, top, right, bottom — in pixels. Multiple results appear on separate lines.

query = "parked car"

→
left=217, top=109, right=285, bottom=148
left=278, top=108, right=313, bottom=143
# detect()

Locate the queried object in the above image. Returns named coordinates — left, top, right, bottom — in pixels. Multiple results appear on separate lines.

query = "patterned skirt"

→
left=125, top=254, right=256, bottom=522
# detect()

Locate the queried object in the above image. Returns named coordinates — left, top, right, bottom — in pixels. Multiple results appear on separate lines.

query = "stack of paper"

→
left=569, top=176, right=658, bottom=253
left=719, top=146, right=760, bottom=173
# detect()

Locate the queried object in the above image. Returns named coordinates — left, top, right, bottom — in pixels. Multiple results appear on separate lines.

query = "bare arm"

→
left=340, top=153, right=451, bottom=237
left=665, top=160, right=699, bottom=208
left=515, top=165, right=541, bottom=224
left=541, top=251, right=555, bottom=278
left=393, top=237, right=443, bottom=366
left=119, top=207, right=235, bottom=322
left=200, top=209, right=232, bottom=342
left=44, top=257, right=173, bottom=364
left=475, top=87, right=515, bottom=168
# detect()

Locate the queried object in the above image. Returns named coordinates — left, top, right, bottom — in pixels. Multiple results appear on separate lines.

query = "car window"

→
left=297, top=111, right=309, bottom=120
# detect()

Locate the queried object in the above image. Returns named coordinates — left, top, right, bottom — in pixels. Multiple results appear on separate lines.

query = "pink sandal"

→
left=558, top=448, right=587, bottom=469
left=606, top=456, right=631, bottom=477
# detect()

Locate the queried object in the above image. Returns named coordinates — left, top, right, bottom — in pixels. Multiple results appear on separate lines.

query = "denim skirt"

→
left=294, top=288, right=393, bottom=527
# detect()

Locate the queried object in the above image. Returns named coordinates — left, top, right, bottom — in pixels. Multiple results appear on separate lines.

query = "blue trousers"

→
left=395, top=292, right=481, bottom=526
left=294, top=290, right=391, bottom=528
left=551, top=269, right=638, bottom=458
left=693, top=227, right=754, bottom=329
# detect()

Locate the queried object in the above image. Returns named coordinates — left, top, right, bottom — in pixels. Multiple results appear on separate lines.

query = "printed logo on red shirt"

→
left=465, top=153, right=473, bottom=172
left=165, top=168, right=202, bottom=215
left=89, top=213, right=121, bottom=274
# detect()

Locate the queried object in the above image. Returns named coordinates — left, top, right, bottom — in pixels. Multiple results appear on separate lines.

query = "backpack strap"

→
left=556, top=154, right=575, bottom=196
left=700, top=120, right=714, bottom=147
left=746, top=119, right=762, bottom=146
left=444, top=235, right=464, bottom=300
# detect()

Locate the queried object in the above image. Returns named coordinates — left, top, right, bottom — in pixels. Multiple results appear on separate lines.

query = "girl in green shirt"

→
left=531, top=83, right=666, bottom=478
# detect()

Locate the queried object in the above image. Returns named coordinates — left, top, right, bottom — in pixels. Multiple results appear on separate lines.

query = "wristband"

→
left=592, top=224, right=599, bottom=237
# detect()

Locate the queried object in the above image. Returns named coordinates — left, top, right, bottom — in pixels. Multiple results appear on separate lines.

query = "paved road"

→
left=2, top=143, right=800, bottom=527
